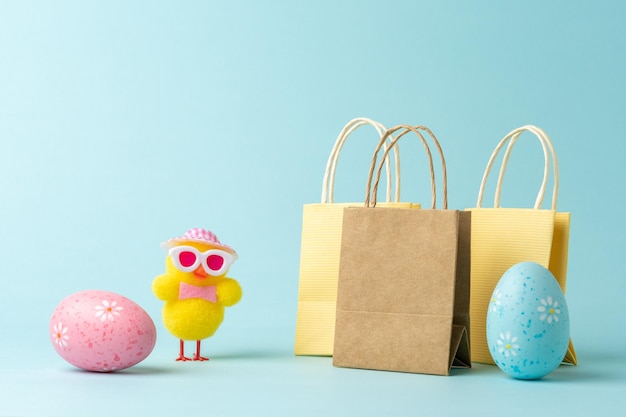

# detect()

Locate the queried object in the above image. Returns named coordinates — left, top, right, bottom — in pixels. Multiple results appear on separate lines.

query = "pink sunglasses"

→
left=168, top=245, right=235, bottom=276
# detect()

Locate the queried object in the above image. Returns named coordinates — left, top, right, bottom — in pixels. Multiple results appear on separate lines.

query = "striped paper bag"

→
left=467, top=125, right=577, bottom=365
left=294, top=117, right=418, bottom=356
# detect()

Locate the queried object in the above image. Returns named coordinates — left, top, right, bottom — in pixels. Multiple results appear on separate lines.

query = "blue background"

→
left=1, top=1, right=624, bottom=416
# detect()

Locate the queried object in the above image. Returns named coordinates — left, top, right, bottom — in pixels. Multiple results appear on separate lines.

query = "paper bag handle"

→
left=366, top=125, right=446, bottom=209
left=495, top=125, right=558, bottom=209
left=476, top=125, right=558, bottom=210
left=321, top=118, right=401, bottom=204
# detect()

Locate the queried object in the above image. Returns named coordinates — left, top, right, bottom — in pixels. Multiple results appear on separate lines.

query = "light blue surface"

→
left=1, top=1, right=625, bottom=416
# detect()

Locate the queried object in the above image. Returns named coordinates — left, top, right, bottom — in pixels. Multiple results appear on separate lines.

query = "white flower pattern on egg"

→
left=490, top=289, right=503, bottom=312
left=52, top=322, right=69, bottom=348
left=496, top=331, right=519, bottom=357
left=537, top=296, right=560, bottom=323
left=94, top=300, right=123, bottom=322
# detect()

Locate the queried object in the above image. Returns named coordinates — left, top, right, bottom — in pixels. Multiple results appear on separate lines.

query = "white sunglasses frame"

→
left=168, top=245, right=235, bottom=276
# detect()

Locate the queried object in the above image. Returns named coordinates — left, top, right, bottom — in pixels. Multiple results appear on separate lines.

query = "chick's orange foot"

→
left=176, top=340, right=209, bottom=362
left=193, top=354, right=209, bottom=362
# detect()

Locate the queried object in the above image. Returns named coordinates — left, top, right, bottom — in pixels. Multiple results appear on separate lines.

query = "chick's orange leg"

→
left=193, top=340, right=209, bottom=361
left=176, top=339, right=192, bottom=362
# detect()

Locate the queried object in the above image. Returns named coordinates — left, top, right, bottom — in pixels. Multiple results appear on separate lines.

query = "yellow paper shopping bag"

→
left=467, top=125, right=577, bottom=365
left=294, top=117, right=418, bottom=356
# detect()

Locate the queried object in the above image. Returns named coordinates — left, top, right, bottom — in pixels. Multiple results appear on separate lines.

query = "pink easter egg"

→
left=50, top=290, right=157, bottom=372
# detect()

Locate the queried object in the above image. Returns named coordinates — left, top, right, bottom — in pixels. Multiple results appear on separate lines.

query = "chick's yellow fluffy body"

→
left=152, top=242, right=242, bottom=341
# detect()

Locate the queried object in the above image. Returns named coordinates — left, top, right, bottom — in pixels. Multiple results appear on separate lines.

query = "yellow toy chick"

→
left=152, top=228, right=242, bottom=361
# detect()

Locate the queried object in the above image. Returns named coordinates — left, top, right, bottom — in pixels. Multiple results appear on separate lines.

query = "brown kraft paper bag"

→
left=333, top=125, right=471, bottom=375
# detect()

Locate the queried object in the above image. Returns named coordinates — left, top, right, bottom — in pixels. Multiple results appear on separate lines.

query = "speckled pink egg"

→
left=50, top=290, right=157, bottom=372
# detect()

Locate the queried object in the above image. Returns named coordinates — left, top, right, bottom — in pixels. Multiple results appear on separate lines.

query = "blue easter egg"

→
left=486, top=261, right=570, bottom=380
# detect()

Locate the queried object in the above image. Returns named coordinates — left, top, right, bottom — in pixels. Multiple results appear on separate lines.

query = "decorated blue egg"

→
left=486, top=261, right=570, bottom=379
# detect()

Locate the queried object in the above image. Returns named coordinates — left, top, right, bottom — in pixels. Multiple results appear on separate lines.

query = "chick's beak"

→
left=193, top=266, right=208, bottom=279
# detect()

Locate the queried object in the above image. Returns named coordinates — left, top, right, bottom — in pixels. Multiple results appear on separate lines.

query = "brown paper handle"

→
left=476, top=125, right=558, bottom=210
left=365, top=125, right=447, bottom=209
left=321, top=117, right=401, bottom=204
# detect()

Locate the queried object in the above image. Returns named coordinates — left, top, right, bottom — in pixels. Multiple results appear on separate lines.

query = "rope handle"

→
left=366, top=125, right=447, bottom=209
left=321, top=117, right=400, bottom=204
left=476, top=125, right=558, bottom=210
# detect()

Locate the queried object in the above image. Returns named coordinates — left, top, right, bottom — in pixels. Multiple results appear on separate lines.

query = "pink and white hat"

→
left=161, top=228, right=237, bottom=257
